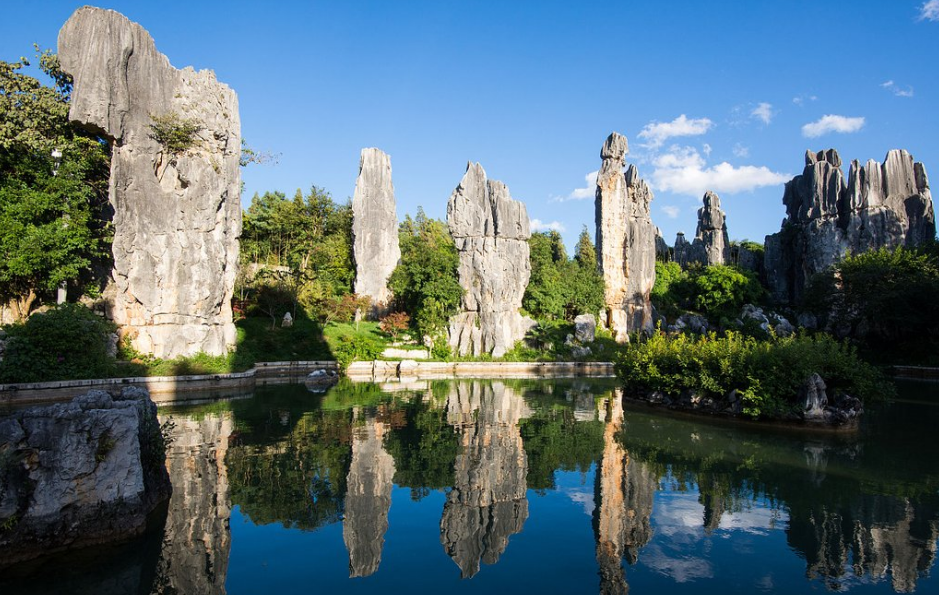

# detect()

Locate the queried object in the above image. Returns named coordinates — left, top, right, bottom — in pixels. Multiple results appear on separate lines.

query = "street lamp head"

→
left=51, top=148, right=63, bottom=161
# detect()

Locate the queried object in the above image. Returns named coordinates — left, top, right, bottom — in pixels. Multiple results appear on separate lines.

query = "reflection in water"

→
left=342, top=412, right=395, bottom=578
left=154, top=412, right=233, bottom=595
left=440, top=381, right=530, bottom=578
left=593, top=390, right=655, bottom=595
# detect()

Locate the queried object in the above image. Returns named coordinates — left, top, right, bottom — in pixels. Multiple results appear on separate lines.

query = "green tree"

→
left=524, top=228, right=604, bottom=321
left=387, top=208, right=463, bottom=338
left=0, top=49, right=111, bottom=319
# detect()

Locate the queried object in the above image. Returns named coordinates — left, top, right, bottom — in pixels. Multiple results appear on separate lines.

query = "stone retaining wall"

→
left=345, top=360, right=615, bottom=383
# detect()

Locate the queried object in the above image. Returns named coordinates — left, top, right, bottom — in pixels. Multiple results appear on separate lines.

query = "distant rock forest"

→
left=1, top=7, right=937, bottom=423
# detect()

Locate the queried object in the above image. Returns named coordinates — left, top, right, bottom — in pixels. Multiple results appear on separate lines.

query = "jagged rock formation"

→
left=595, top=133, right=656, bottom=341
left=440, top=381, right=530, bottom=578
left=765, top=149, right=935, bottom=303
left=654, top=226, right=670, bottom=261
left=691, top=191, right=730, bottom=266
left=447, top=163, right=535, bottom=357
left=58, top=7, right=241, bottom=357
left=593, top=391, right=656, bottom=595
left=352, top=148, right=401, bottom=316
left=0, top=388, right=171, bottom=567
left=154, top=411, right=232, bottom=594
left=343, top=414, right=396, bottom=578
left=673, top=232, right=693, bottom=268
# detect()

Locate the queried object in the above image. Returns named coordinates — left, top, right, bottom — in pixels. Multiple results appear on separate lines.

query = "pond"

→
left=2, top=377, right=938, bottom=594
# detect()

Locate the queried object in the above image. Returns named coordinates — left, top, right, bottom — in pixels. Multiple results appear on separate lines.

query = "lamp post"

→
left=52, top=148, right=67, bottom=304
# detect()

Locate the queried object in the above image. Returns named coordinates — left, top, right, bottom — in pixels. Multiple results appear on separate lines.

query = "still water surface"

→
left=4, top=377, right=939, bottom=594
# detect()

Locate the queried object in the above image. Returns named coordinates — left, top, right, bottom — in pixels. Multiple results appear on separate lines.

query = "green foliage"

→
left=523, top=227, right=605, bottom=321
left=0, top=49, right=111, bottom=317
left=651, top=261, right=688, bottom=319
left=148, top=112, right=202, bottom=155
left=388, top=209, right=463, bottom=337
left=690, top=264, right=764, bottom=320
left=804, top=245, right=939, bottom=364
left=615, top=330, right=892, bottom=419
left=323, top=321, right=389, bottom=369
left=0, top=303, right=116, bottom=382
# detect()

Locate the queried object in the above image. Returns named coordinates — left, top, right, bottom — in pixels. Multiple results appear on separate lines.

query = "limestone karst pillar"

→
left=352, top=148, right=401, bottom=317
left=691, top=191, right=731, bottom=266
left=58, top=7, right=241, bottom=357
left=595, top=133, right=656, bottom=341
left=447, top=163, right=535, bottom=357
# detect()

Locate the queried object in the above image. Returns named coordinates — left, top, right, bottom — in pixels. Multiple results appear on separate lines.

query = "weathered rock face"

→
left=343, top=414, right=395, bottom=578
left=691, top=191, right=730, bottom=266
left=58, top=7, right=241, bottom=357
left=447, top=163, right=535, bottom=357
left=594, top=392, right=656, bottom=595
left=352, top=148, right=401, bottom=316
left=673, top=232, right=693, bottom=268
left=153, top=411, right=231, bottom=595
left=574, top=313, right=596, bottom=343
left=440, top=381, right=530, bottom=578
left=0, top=387, right=172, bottom=567
left=654, top=226, right=670, bottom=261
left=595, top=133, right=656, bottom=341
left=765, top=149, right=935, bottom=303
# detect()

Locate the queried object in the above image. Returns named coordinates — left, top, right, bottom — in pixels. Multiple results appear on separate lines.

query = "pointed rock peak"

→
left=805, top=149, right=842, bottom=168
left=601, top=132, right=629, bottom=160
left=703, top=190, right=721, bottom=209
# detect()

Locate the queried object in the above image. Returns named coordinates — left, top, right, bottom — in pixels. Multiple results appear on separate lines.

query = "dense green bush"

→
left=615, top=330, right=891, bottom=419
left=650, top=262, right=764, bottom=322
left=523, top=228, right=605, bottom=321
left=0, top=303, right=116, bottom=382
left=803, top=245, right=939, bottom=363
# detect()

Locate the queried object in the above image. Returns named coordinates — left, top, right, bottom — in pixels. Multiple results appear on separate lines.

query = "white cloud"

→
left=555, top=170, right=598, bottom=202
left=649, top=145, right=789, bottom=196
left=792, top=94, right=817, bottom=106
left=801, top=114, right=866, bottom=138
left=732, top=143, right=750, bottom=158
left=703, top=143, right=712, bottom=157
left=638, top=114, right=714, bottom=149
left=921, top=0, right=939, bottom=21
left=661, top=205, right=680, bottom=219
left=530, top=218, right=566, bottom=233
left=751, top=102, right=773, bottom=124
left=881, top=80, right=914, bottom=97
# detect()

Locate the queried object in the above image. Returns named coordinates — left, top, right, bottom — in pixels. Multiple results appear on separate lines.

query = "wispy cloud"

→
left=921, top=0, right=939, bottom=21
left=661, top=205, right=680, bottom=219
left=649, top=145, right=789, bottom=196
left=554, top=170, right=598, bottom=202
left=801, top=114, right=865, bottom=138
left=751, top=102, right=774, bottom=124
left=530, top=218, right=566, bottom=233
left=881, top=80, right=914, bottom=97
left=792, top=94, right=817, bottom=107
left=638, top=114, right=714, bottom=149
left=732, top=143, right=750, bottom=158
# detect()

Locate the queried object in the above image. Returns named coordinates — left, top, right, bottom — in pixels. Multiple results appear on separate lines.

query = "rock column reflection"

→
left=594, top=391, right=655, bottom=595
left=440, top=381, right=530, bottom=578
left=155, top=412, right=233, bottom=595
left=342, top=411, right=396, bottom=578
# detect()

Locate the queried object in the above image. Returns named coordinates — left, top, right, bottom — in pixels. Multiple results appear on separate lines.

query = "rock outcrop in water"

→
left=0, top=388, right=171, bottom=567
left=58, top=7, right=241, bottom=357
left=594, top=392, right=656, bottom=595
left=352, top=148, right=401, bottom=316
left=440, top=381, right=530, bottom=578
left=691, top=191, right=730, bottom=266
left=595, top=133, right=656, bottom=340
left=343, top=413, right=395, bottom=578
left=765, top=149, right=935, bottom=303
left=154, top=411, right=232, bottom=594
left=447, top=164, right=535, bottom=357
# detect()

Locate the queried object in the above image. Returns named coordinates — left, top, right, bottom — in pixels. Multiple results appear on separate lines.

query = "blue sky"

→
left=4, top=1, right=938, bottom=250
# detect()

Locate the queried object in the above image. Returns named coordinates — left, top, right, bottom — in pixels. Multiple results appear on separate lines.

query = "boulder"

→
left=447, top=163, right=536, bottom=357
left=58, top=7, right=241, bottom=358
left=352, top=148, right=401, bottom=316
left=573, top=314, right=596, bottom=343
left=0, top=387, right=172, bottom=567
left=765, top=148, right=935, bottom=304
left=595, top=133, right=656, bottom=341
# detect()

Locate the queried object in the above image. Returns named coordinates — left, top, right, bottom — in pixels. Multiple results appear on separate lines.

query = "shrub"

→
left=380, top=312, right=410, bottom=340
left=149, top=112, right=202, bottom=155
left=615, top=330, right=891, bottom=419
left=332, top=334, right=384, bottom=369
left=0, top=303, right=116, bottom=382
left=689, top=265, right=764, bottom=320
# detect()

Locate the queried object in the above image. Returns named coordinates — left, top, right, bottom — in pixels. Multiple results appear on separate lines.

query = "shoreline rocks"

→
left=0, top=387, right=172, bottom=567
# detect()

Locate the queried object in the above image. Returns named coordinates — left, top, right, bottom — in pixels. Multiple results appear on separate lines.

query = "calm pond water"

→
left=2, top=377, right=938, bottom=594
